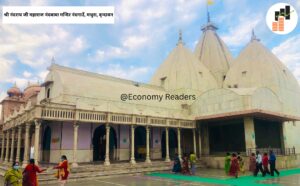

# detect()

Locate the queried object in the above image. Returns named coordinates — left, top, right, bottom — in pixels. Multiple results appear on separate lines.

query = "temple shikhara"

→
left=1, top=17, right=300, bottom=171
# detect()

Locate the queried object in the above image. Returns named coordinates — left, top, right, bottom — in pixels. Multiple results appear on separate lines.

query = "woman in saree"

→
left=229, top=153, right=239, bottom=178
left=181, top=154, right=191, bottom=175
left=172, top=153, right=181, bottom=173
left=224, top=152, right=231, bottom=175
left=249, top=152, right=256, bottom=175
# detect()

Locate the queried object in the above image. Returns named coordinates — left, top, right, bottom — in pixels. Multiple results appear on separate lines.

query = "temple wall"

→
left=201, top=154, right=300, bottom=170
left=283, top=121, right=300, bottom=154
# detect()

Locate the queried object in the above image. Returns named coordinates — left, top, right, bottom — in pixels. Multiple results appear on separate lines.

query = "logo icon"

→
left=266, top=3, right=298, bottom=34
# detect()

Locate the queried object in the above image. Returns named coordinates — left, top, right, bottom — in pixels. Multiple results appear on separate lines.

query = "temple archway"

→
left=134, top=126, right=146, bottom=160
left=42, top=126, right=51, bottom=162
left=93, top=125, right=117, bottom=161
left=161, top=128, right=177, bottom=159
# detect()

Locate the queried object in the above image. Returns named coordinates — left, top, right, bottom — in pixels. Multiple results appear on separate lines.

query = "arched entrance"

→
left=134, top=126, right=146, bottom=160
left=161, top=129, right=178, bottom=159
left=42, top=126, right=51, bottom=162
left=93, top=125, right=117, bottom=161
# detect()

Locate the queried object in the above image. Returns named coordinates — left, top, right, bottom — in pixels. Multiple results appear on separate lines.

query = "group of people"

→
left=4, top=155, right=70, bottom=186
left=172, top=152, right=197, bottom=175
left=225, top=150, right=280, bottom=178
left=224, top=152, right=245, bottom=178
left=249, top=150, right=280, bottom=177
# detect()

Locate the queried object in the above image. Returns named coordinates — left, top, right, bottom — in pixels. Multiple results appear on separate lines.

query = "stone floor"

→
left=0, top=168, right=299, bottom=186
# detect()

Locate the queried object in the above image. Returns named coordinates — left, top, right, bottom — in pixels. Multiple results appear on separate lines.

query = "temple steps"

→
left=0, top=160, right=206, bottom=184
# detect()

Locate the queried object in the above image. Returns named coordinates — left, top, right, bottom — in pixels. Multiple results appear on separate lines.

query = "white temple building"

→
left=1, top=17, right=300, bottom=170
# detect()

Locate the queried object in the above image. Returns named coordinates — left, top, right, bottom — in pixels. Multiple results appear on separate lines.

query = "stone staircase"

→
left=0, top=160, right=206, bottom=184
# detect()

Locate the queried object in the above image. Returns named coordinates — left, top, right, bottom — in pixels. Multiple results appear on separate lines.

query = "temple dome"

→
left=24, top=82, right=41, bottom=99
left=194, top=20, right=233, bottom=88
left=224, top=33, right=300, bottom=115
left=7, top=84, right=21, bottom=97
left=224, top=34, right=300, bottom=93
left=150, top=32, right=218, bottom=93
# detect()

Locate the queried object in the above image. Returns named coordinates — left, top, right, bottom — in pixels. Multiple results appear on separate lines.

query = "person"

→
left=172, top=153, right=181, bottom=174
left=262, top=152, right=270, bottom=175
left=237, top=152, right=245, bottom=174
left=224, top=152, right=231, bottom=175
left=181, top=153, right=191, bottom=175
left=249, top=153, right=256, bottom=175
left=254, top=151, right=265, bottom=177
left=189, top=151, right=196, bottom=175
left=4, top=162, right=22, bottom=186
left=229, top=153, right=239, bottom=178
left=22, top=159, right=46, bottom=186
left=53, top=155, right=70, bottom=186
left=269, top=150, right=280, bottom=176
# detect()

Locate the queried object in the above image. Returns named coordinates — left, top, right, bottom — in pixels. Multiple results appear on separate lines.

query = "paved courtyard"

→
left=0, top=168, right=299, bottom=186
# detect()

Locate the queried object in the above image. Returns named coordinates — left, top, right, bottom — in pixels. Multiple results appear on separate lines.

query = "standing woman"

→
left=249, top=153, right=256, bottom=175
left=224, top=152, right=231, bottom=175
left=53, top=155, right=70, bottom=186
left=4, top=162, right=22, bottom=186
left=23, top=159, right=46, bottom=186
left=229, top=153, right=239, bottom=178
left=172, top=153, right=182, bottom=174
left=237, top=152, right=245, bottom=174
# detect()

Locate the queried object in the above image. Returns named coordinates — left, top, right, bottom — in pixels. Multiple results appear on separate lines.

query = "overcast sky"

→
left=0, top=0, right=300, bottom=103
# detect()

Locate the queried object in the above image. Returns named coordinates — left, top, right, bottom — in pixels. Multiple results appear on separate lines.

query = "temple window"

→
left=242, top=71, right=247, bottom=77
left=47, top=88, right=51, bottom=98
left=199, top=72, right=203, bottom=77
left=160, top=77, right=167, bottom=87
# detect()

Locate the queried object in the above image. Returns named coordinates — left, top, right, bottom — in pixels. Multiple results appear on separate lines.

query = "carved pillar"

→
left=9, top=129, right=15, bottom=162
left=4, top=131, right=10, bottom=163
left=72, top=122, right=79, bottom=167
left=193, top=129, right=197, bottom=159
left=130, top=125, right=136, bottom=164
left=165, top=128, right=170, bottom=162
left=177, top=128, right=182, bottom=160
left=104, top=123, right=110, bottom=166
left=145, top=126, right=151, bottom=163
left=22, top=123, right=30, bottom=167
left=16, top=126, right=22, bottom=162
left=1, top=131, right=6, bottom=161
left=34, top=120, right=41, bottom=165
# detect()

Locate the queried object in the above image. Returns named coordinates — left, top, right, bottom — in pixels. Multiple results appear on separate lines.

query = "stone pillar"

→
left=130, top=125, right=136, bottom=164
left=202, top=125, right=210, bottom=155
left=198, top=129, right=202, bottom=158
left=16, top=126, right=22, bottom=162
left=193, top=129, right=197, bottom=158
left=177, top=128, right=182, bottom=160
left=9, top=129, right=15, bottom=162
left=22, top=123, right=30, bottom=167
left=165, top=128, right=170, bottom=162
left=244, top=117, right=256, bottom=155
left=145, top=126, right=151, bottom=163
left=1, top=131, right=6, bottom=161
left=281, top=122, right=288, bottom=150
left=34, top=120, right=41, bottom=165
left=104, top=123, right=110, bottom=166
left=4, top=131, right=10, bottom=163
left=72, top=122, right=79, bottom=167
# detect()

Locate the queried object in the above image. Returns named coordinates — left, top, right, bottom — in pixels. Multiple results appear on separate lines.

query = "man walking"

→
left=269, top=150, right=280, bottom=176
left=254, top=151, right=265, bottom=177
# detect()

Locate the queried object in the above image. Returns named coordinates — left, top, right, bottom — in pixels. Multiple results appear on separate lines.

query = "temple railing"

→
left=2, top=104, right=196, bottom=130
left=246, top=147, right=296, bottom=156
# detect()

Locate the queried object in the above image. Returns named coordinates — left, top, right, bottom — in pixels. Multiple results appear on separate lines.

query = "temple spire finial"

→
left=177, top=29, right=184, bottom=45
left=207, top=11, right=210, bottom=23
left=51, top=56, right=55, bottom=64
left=251, top=29, right=260, bottom=42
